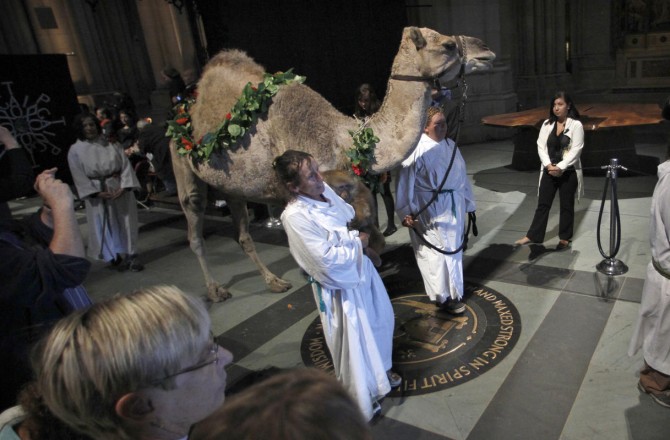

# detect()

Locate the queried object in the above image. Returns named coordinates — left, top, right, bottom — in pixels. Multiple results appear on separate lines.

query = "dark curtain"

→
left=195, top=0, right=407, bottom=113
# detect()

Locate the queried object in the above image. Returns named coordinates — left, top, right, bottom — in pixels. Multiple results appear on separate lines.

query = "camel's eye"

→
left=444, top=41, right=457, bottom=52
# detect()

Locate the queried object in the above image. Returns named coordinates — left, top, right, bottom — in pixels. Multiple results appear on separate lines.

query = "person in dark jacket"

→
left=0, top=168, right=91, bottom=410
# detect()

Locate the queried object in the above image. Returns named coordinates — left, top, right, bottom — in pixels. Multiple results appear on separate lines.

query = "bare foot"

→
left=514, top=236, right=532, bottom=246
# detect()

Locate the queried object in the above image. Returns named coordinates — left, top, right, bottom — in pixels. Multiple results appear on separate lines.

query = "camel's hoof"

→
left=208, top=285, right=232, bottom=303
left=269, top=277, right=292, bottom=293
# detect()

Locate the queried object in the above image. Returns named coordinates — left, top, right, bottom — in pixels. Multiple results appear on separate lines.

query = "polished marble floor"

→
left=10, top=131, right=670, bottom=439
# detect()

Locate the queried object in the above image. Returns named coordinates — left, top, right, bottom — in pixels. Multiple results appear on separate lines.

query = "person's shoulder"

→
left=69, top=139, right=87, bottom=152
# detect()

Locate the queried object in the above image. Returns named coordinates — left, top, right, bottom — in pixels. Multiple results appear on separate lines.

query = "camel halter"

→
left=389, top=35, right=467, bottom=91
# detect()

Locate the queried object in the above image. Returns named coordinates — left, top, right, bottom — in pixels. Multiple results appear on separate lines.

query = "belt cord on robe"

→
left=436, top=189, right=456, bottom=218
left=652, top=258, right=670, bottom=280
left=308, top=276, right=326, bottom=312
left=93, top=172, right=120, bottom=260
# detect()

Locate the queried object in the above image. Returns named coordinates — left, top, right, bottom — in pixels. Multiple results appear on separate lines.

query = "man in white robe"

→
left=629, top=159, right=670, bottom=408
left=396, top=107, right=476, bottom=313
left=281, top=167, right=394, bottom=421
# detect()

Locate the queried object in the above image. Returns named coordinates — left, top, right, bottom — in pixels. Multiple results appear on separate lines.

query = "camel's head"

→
left=394, top=27, right=495, bottom=86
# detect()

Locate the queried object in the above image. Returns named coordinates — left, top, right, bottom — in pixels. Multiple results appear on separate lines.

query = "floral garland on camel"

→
left=166, top=70, right=380, bottom=189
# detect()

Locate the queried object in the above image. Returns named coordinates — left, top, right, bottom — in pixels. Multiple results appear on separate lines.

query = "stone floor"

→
left=10, top=133, right=670, bottom=439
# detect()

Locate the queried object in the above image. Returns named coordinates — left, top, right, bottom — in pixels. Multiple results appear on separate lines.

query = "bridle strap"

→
left=389, top=36, right=467, bottom=86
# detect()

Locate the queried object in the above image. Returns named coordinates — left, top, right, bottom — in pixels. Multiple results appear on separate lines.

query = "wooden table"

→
left=481, top=103, right=664, bottom=171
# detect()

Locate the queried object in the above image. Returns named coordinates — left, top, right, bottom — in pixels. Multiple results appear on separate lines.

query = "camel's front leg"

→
left=171, top=146, right=231, bottom=302
left=227, top=198, right=292, bottom=293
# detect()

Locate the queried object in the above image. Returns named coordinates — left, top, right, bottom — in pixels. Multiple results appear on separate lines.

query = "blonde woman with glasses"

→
left=33, top=285, right=233, bottom=440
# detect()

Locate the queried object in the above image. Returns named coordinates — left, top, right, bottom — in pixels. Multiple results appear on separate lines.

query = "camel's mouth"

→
left=466, top=58, right=494, bottom=73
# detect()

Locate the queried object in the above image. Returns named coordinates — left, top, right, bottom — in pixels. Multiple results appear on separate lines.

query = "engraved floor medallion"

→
left=300, top=282, right=521, bottom=397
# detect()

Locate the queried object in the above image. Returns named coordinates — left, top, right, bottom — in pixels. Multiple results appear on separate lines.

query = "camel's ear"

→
left=408, top=27, right=426, bottom=50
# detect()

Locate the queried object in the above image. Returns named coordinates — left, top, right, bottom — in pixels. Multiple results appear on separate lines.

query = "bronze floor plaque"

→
left=301, top=282, right=521, bottom=396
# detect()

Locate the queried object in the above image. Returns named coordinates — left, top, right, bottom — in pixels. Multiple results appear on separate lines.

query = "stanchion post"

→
left=596, top=158, right=629, bottom=275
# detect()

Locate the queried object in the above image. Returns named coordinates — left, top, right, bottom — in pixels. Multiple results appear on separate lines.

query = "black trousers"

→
left=526, top=170, right=578, bottom=242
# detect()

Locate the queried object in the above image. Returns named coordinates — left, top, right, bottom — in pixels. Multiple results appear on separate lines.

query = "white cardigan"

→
left=536, top=117, right=585, bottom=200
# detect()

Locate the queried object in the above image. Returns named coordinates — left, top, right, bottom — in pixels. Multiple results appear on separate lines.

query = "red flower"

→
left=251, top=86, right=258, bottom=91
left=226, top=112, right=232, bottom=120
left=198, top=136, right=204, bottom=144
left=352, top=165, right=363, bottom=176
left=176, top=117, right=189, bottom=125
left=181, top=136, right=193, bottom=151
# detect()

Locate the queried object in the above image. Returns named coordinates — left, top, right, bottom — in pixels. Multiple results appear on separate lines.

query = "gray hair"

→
left=34, top=285, right=210, bottom=439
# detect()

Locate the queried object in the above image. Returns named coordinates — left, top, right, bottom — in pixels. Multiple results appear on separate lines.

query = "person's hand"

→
left=99, top=188, right=124, bottom=200
left=402, top=215, right=415, bottom=228
left=34, top=168, right=72, bottom=208
left=358, top=231, right=370, bottom=248
left=0, top=126, right=19, bottom=150
left=546, top=164, right=563, bottom=177
left=110, top=188, right=125, bottom=199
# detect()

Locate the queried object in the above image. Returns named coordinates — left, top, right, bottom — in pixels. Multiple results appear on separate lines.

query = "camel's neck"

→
left=366, top=78, right=432, bottom=172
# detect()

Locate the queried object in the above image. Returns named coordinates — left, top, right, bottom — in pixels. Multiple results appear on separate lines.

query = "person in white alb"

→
left=628, top=157, right=670, bottom=408
left=274, top=150, right=400, bottom=420
left=396, top=106, right=476, bottom=314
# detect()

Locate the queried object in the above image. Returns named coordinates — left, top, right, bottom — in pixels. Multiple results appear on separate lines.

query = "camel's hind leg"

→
left=226, top=197, right=292, bottom=293
left=171, top=147, right=232, bottom=302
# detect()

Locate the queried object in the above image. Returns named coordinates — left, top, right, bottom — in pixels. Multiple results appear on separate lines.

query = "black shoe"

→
left=107, top=254, right=123, bottom=270
left=441, top=299, right=466, bottom=315
left=372, top=400, right=382, bottom=418
left=383, top=226, right=397, bottom=237
left=127, top=255, right=144, bottom=272
left=122, top=254, right=144, bottom=272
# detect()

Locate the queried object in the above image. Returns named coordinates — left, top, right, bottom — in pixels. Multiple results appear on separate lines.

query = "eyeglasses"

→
left=153, top=332, right=219, bottom=383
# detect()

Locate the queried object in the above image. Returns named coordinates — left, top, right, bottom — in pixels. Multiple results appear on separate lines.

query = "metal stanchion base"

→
left=596, top=258, right=628, bottom=276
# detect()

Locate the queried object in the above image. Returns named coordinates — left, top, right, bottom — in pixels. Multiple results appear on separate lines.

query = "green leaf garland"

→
left=166, top=69, right=306, bottom=162
left=347, top=120, right=380, bottom=192
left=166, top=68, right=380, bottom=188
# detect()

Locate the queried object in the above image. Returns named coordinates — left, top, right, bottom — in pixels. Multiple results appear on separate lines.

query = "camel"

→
left=170, top=27, right=495, bottom=301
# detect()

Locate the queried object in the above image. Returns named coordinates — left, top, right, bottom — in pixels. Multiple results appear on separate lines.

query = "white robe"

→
left=281, top=183, right=393, bottom=420
left=628, top=160, right=670, bottom=374
left=396, top=134, right=476, bottom=303
left=68, top=138, right=140, bottom=261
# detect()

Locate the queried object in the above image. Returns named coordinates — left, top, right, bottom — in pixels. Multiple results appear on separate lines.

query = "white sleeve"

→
left=283, top=208, right=363, bottom=290
left=395, top=158, right=418, bottom=219
left=536, top=121, right=552, bottom=167
left=67, top=145, right=100, bottom=198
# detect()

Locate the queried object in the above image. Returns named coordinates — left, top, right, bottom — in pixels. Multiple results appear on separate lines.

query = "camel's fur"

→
left=322, top=170, right=385, bottom=267
left=170, top=27, right=495, bottom=301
